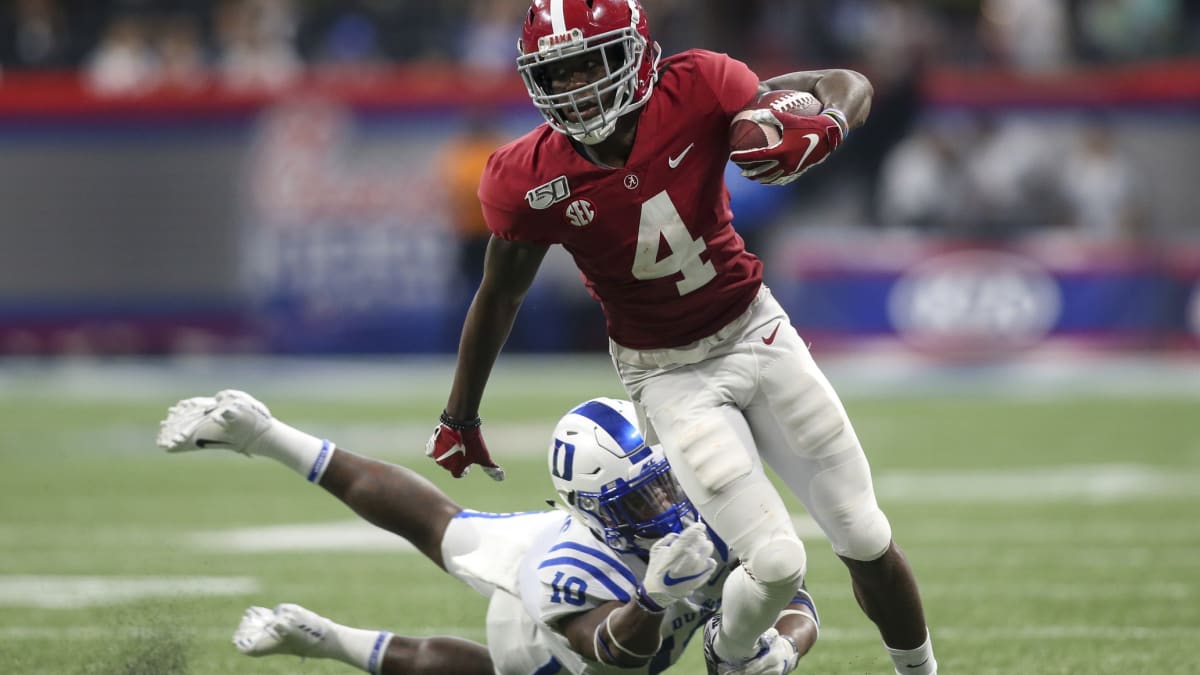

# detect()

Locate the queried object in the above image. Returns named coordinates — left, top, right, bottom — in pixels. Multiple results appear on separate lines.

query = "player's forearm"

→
left=590, top=602, right=665, bottom=667
left=773, top=599, right=819, bottom=662
left=762, top=69, right=873, bottom=129
left=444, top=288, right=523, bottom=420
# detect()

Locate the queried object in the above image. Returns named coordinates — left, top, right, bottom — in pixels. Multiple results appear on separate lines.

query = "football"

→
left=729, top=90, right=823, bottom=151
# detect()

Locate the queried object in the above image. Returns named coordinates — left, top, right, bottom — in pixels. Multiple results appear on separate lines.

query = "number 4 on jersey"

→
left=632, top=191, right=716, bottom=295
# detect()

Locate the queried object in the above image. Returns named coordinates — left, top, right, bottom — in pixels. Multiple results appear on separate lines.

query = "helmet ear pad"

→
left=547, top=398, right=696, bottom=555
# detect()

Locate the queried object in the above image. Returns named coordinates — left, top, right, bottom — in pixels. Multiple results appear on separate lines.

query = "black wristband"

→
left=440, top=410, right=482, bottom=431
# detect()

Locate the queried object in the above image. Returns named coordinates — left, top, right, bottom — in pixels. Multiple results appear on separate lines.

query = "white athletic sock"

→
left=714, top=566, right=796, bottom=662
left=313, top=622, right=393, bottom=675
left=888, top=630, right=937, bottom=675
left=247, top=420, right=335, bottom=483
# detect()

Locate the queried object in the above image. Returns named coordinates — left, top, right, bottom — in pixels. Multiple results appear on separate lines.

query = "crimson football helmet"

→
left=517, top=0, right=661, bottom=145
left=548, top=398, right=696, bottom=556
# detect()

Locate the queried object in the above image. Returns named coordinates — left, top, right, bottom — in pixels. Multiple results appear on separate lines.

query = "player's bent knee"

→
left=830, top=507, right=893, bottom=562
left=746, top=535, right=807, bottom=588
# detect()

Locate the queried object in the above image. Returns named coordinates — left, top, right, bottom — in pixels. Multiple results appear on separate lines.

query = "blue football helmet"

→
left=548, top=397, right=696, bottom=556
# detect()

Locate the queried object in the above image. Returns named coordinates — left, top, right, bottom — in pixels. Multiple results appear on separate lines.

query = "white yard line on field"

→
left=0, top=576, right=260, bottom=609
left=1, top=353, right=1198, bottom=402
left=2, top=623, right=1196, bottom=643
left=874, top=464, right=1198, bottom=502
left=917, top=581, right=1193, bottom=600
left=190, top=521, right=418, bottom=553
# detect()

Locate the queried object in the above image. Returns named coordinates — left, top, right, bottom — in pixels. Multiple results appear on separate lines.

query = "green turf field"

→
left=0, top=357, right=1197, bottom=674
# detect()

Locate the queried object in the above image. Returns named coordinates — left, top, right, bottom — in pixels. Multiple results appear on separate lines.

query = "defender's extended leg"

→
left=234, top=603, right=492, bottom=675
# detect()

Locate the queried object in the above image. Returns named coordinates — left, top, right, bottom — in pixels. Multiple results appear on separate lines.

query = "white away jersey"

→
left=518, top=515, right=735, bottom=674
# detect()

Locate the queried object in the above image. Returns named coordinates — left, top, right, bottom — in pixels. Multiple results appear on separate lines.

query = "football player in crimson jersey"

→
left=427, top=1, right=939, bottom=674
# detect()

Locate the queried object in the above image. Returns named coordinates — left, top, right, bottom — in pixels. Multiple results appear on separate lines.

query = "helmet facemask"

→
left=548, top=398, right=696, bottom=557
left=571, top=455, right=696, bottom=556
left=517, top=26, right=657, bottom=145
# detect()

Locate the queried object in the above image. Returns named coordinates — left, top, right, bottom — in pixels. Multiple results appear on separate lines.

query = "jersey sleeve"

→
left=477, top=142, right=562, bottom=246
left=691, top=49, right=762, bottom=120
left=528, top=529, right=641, bottom=627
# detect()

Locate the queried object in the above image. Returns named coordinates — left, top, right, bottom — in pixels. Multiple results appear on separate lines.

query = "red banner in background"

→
left=3, top=58, right=1199, bottom=119
left=0, top=66, right=529, bottom=118
left=923, top=59, right=1200, bottom=107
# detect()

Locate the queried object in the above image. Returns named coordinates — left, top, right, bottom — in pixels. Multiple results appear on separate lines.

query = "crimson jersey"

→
left=478, top=49, right=763, bottom=349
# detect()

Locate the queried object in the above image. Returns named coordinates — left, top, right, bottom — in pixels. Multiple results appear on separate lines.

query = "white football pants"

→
left=611, top=284, right=892, bottom=578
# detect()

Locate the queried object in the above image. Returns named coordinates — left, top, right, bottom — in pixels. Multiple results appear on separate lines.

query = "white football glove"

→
left=637, top=522, right=717, bottom=611
left=727, top=628, right=799, bottom=675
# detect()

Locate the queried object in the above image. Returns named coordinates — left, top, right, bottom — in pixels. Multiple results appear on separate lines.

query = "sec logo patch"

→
left=565, top=199, right=596, bottom=227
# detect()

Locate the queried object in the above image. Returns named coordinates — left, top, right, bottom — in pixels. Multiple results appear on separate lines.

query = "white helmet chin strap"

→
left=576, top=124, right=615, bottom=145
left=572, top=108, right=621, bottom=145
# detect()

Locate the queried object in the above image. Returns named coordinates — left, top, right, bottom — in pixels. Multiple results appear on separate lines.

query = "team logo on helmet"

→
left=547, top=398, right=696, bottom=556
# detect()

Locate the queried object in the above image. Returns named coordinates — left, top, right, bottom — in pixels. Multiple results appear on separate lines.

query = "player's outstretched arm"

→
left=701, top=587, right=820, bottom=675
left=757, top=588, right=821, bottom=675
left=428, top=235, right=549, bottom=480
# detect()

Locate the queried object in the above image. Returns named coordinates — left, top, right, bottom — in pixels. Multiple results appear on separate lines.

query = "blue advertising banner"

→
left=769, top=239, right=1199, bottom=358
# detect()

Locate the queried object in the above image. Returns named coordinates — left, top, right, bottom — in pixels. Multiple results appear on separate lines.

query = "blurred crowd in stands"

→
left=1, top=0, right=1195, bottom=244
left=3, top=0, right=1198, bottom=81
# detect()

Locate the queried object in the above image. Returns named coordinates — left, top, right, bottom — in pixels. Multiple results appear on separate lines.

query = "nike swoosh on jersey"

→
left=796, top=133, right=821, bottom=168
left=662, top=569, right=709, bottom=586
left=668, top=143, right=695, bottom=169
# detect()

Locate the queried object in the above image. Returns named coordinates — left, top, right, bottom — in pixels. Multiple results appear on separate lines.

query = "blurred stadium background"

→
left=1, top=1, right=1198, bottom=674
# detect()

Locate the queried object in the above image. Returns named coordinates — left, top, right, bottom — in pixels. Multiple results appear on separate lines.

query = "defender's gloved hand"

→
left=637, top=522, right=717, bottom=611
left=729, top=628, right=800, bottom=675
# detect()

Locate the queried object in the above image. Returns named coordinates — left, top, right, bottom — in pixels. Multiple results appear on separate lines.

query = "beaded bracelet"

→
left=439, top=410, right=482, bottom=431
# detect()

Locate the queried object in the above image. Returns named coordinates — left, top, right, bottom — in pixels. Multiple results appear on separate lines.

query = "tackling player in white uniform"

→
left=157, top=391, right=818, bottom=674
